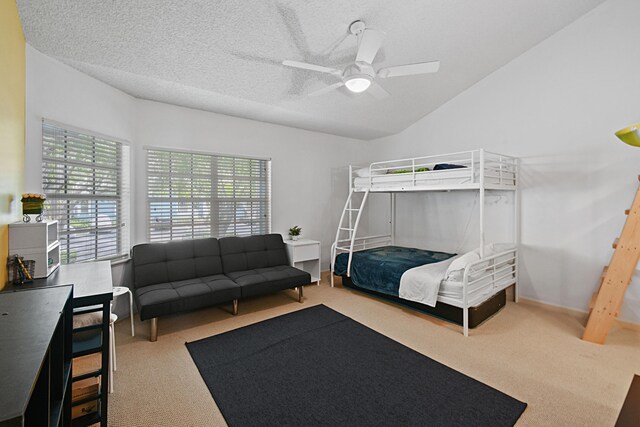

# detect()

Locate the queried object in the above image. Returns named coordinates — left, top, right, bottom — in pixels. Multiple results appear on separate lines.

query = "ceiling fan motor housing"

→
left=349, top=20, right=366, bottom=36
left=343, top=63, right=374, bottom=79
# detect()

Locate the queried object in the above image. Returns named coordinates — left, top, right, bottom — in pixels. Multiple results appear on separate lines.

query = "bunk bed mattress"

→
left=333, top=246, right=456, bottom=297
left=353, top=168, right=475, bottom=189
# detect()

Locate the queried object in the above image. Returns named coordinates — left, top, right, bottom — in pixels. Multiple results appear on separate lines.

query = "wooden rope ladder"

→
left=583, top=176, right=640, bottom=344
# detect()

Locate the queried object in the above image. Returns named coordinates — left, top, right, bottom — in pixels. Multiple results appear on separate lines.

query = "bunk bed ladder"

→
left=331, top=189, right=370, bottom=286
left=583, top=176, right=640, bottom=344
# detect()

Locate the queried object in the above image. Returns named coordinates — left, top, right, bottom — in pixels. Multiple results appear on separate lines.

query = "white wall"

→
left=25, top=44, right=137, bottom=192
left=366, top=0, right=640, bottom=323
left=25, top=45, right=360, bottom=299
left=132, top=100, right=360, bottom=266
left=25, top=45, right=137, bottom=291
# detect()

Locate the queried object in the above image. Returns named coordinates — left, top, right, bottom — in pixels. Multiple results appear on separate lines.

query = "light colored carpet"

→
left=108, top=279, right=640, bottom=426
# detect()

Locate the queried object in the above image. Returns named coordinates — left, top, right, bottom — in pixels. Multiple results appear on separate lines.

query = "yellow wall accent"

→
left=0, top=1, right=26, bottom=288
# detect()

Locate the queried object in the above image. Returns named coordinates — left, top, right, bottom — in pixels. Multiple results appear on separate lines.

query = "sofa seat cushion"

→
left=227, top=265, right=311, bottom=298
left=135, top=274, right=240, bottom=321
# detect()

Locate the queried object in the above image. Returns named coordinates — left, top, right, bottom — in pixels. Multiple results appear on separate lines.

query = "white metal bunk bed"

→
left=330, top=149, right=519, bottom=336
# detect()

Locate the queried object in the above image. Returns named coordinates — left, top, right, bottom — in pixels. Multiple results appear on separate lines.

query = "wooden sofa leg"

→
left=298, top=286, right=304, bottom=303
left=232, top=299, right=238, bottom=315
left=150, top=318, right=158, bottom=342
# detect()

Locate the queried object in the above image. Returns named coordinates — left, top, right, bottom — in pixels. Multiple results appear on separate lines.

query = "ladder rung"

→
left=339, top=227, right=354, bottom=231
left=600, top=266, right=609, bottom=284
left=336, top=247, right=351, bottom=251
left=346, top=208, right=360, bottom=211
left=588, top=291, right=598, bottom=311
left=612, top=238, right=619, bottom=249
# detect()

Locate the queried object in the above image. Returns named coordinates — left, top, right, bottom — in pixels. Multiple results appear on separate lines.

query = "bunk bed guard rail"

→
left=350, top=149, right=517, bottom=191
left=459, top=248, right=518, bottom=336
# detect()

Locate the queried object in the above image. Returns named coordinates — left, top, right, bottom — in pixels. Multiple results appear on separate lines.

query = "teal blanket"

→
left=334, top=246, right=455, bottom=297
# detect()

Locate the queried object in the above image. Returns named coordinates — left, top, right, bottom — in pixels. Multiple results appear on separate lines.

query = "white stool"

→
left=113, top=286, right=135, bottom=336
left=109, top=312, right=117, bottom=394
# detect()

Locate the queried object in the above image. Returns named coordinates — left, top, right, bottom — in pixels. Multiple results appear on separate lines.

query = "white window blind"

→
left=146, top=148, right=271, bottom=242
left=42, top=121, right=130, bottom=264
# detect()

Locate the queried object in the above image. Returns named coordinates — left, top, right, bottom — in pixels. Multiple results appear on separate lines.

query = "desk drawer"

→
left=292, top=244, right=319, bottom=262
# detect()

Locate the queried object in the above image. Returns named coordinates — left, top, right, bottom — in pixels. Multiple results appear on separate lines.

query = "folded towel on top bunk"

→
left=355, top=163, right=466, bottom=179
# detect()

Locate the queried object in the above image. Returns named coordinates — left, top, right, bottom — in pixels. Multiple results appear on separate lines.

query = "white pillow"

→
left=355, top=167, right=387, bottom=178
left=445, top=250, right=480, bottom=279
left=446, top=244, right=516, bottom=281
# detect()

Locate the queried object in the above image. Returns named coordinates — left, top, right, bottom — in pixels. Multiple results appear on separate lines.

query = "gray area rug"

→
left=186, top=304, right=526, bottom=426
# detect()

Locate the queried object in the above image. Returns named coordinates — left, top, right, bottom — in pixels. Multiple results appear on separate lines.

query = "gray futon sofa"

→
left=131, top=234, right=311, bottom=341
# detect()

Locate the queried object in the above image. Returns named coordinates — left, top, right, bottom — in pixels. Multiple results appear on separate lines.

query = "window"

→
left=146, top=148, right=271, bottom=242
left=42, top=121, right=130, bottom=264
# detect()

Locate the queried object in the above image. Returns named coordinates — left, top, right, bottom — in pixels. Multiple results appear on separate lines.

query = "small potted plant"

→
left=21, top=193, right=46, bottom=223
left=288, top=225, right=302, bottom=241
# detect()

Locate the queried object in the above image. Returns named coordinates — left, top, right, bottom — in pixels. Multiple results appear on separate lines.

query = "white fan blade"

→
left=309, top=82, right=344, bottom=97
left=283, top=60, right=342, bottom=76
left=355, top=28, right=386, bottom=64
left=378, top=61, right=440, bottom=78
left=367, top=80, right=390, bottom=99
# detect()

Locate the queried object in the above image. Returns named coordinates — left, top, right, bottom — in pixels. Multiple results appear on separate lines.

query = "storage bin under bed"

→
left=341, top=275, right=507, bottom=328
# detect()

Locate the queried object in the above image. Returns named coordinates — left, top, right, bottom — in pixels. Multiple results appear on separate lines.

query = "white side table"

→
left=113, top=286, right=135, bottom=336
left=284, top=239, right=321, bottom=285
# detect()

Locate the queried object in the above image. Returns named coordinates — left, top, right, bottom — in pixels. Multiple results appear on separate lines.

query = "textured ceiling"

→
left=17, top=0, right=605, bottom=140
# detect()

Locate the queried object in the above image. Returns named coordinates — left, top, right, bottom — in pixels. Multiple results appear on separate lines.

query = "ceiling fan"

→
left=282, top=20, right=440, bottom=98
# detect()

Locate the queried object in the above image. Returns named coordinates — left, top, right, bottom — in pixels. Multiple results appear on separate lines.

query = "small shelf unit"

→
left=284, top=239, right=321, bottom=285
left=71, top=304, right=107, bottom=426
left=9, top=220, right=61, bottom=278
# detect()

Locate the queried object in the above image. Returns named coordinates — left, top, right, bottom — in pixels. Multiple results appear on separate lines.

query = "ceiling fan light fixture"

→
left=344, top=75, right=371, bottom=93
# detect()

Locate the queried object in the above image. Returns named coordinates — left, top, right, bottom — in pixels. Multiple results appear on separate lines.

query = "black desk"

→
left=4, top=261, right=114, bottom=308
left=2, top=262, right=113, bottom=427
left=0, top=286, right=73, bottom=427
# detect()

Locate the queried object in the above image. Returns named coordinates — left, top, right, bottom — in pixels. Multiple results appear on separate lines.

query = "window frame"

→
left=41, top=119, right=130, bottom=264
left=144, top=146, right=271, bottom=242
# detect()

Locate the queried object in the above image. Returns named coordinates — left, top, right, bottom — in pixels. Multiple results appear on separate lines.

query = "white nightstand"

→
left=284, top=238, right=321, bottom=285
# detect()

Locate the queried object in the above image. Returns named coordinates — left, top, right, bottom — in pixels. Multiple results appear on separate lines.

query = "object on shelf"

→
left=72, top=377, right=100, bottom=419
left=7, top=255, right=35, bottom=285
left=21, top=193, right=46, bottom=223
left=8, top=221, right=60, bottom=279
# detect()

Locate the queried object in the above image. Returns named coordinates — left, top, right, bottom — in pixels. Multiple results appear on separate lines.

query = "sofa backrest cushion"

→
left=132, top=238, right=223, bottom=288
left=219, top=234, right=289, bottom=273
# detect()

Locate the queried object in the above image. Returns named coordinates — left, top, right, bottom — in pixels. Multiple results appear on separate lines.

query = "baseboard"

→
left=320, top=270, right=333, bottom=285
left=519, top=297, right=640, bottom=332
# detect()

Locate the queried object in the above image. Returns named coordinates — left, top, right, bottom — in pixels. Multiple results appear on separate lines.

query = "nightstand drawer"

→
left=292, top=244, right=319, bottom=262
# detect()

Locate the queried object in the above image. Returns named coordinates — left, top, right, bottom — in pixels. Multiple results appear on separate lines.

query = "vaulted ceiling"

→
left=17, top=0, right=605, bottom=140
